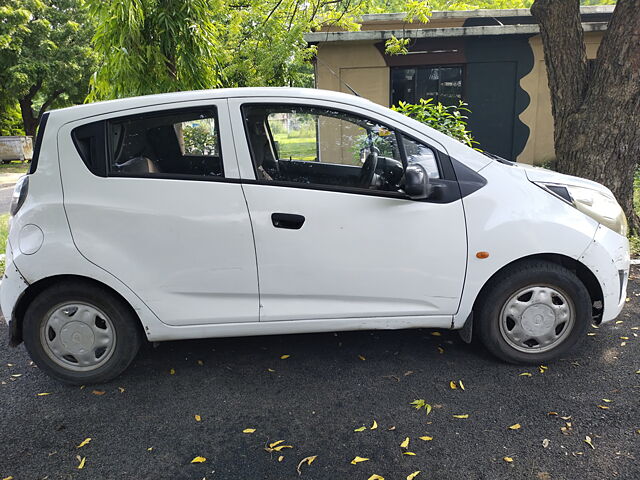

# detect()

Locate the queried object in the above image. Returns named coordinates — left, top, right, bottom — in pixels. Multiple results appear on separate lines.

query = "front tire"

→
left=476, top=260, right=591, bottom=364
left=23, top=281, right=142, bottom=384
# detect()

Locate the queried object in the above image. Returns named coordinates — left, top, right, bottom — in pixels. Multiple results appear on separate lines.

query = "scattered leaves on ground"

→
left=503, top=456, right=513, bottom=463
left=169, top=369, right=175, bottom=375
left=449, top=381, right=457, bottom=389
left=542, top=438, right=550, bottom=448
left=354, top=426, right=367, bottom=432
left=118, top=387, right=125, bottom=393
left=76, top=456, right=86, bottom=469
left=296, top=455, right=317, bottom=474
left=280, top=355, right=290, bottom=359
left=197, top=360, right=204, bottom=366
left=539, top=365, right=548, bottom=373
left=367, top=475, right=384, bottom=480
left=407, top=472, right=421, bottom=480
left=351, top=456, right=370, bottom=464
left=190, top=456, right=206, bottom=463
left=519, top=372, right=532, bottom=377
left=400, top=437, right=410, bottom=449
left=242, top=428, right=256, bottom=434
left=358, top=355, right=366, bottom=361
left=194, top=414, right=202, bottom=421
left=419, top=436, right=433, bottom=441
left=403, top=451, right=416, bottom=456
left=453, top=414, right=469, bottom=419
left=410, top=399, right=432, bottom=415
left=91, top=390, right=105, bottom=396
left=585, top=436, right=595, bottom=449
left=36, top=392, right=51, bottom=396
left=437, top=346, right=445, bottom=354
left=77, top=438, right=91, bottom=448
left=508, top=424, right=521, bottom=430
left=370, top=420, right=378, bottom=430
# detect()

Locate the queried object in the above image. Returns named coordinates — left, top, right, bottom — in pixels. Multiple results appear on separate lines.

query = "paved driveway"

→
left=1, top=270, right=639, bottom=480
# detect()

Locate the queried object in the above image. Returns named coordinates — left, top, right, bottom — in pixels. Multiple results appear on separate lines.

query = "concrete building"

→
left=306, top=6, right=613, bottom=165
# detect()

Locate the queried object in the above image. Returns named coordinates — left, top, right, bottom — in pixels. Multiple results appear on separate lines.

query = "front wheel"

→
left=23, top=281, right=142, bottom=384
left=476, top=260, right=591, bottom=364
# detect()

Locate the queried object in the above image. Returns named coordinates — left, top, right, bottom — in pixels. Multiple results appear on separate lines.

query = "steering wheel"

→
left=359, top=150, right=378, bottom=189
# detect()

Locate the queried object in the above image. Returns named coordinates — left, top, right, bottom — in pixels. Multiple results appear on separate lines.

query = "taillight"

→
left=10, top=175, right=29, bottom=216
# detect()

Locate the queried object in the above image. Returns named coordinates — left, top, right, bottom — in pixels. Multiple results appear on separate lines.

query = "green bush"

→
left=391, top=98, right=475, bottom=148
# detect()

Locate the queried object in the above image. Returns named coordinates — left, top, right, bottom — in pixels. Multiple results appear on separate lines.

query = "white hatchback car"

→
left=1, top=88, right=630, bottom=384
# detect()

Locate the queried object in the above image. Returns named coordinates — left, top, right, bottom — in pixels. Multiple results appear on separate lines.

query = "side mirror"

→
left=403, top=163, right=431, bottom=200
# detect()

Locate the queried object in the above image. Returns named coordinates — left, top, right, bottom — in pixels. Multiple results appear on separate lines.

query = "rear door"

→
left=229, top=97, right=467, bottom=322
left=58, top=100, right=259, bottom=326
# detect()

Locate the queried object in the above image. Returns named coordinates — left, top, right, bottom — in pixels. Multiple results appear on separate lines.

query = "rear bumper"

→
left=579, top=225, right=630, bottom=323
left=1, top=241, right=29, bottom=345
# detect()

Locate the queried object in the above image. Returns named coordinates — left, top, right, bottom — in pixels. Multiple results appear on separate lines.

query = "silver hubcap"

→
left=499, top=285, right=574, bottom=353
left=40, top=303, right=116, bottom=371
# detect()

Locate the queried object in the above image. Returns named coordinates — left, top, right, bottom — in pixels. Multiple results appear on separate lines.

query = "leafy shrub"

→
left=391, top=98, right=475, bottom=148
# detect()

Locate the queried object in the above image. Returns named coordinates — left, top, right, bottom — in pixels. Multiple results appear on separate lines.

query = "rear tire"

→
left=23, top=281, right=142, bottom=384
left=476, top=260, right=591, bottom=364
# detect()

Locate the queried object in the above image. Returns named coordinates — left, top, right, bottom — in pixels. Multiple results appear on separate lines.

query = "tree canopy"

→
left=0, top=0, right=99, bottom=135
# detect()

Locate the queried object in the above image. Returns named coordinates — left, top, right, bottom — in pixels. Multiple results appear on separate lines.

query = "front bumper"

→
left=579, top=225, right=630, bottom=323
left=1, top=241, right=30, bottom=344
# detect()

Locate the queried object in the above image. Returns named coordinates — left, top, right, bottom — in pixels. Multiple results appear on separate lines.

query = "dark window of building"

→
left=391, top=66, right=463, bottom=106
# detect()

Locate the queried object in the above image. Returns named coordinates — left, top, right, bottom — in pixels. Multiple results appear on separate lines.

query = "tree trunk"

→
left=17, top=80, right=42, bottom=137
left=531, top=0, right=640, bottom=232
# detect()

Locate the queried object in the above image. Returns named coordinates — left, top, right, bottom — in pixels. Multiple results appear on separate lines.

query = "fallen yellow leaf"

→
left=296, top=455, right=317, bottom=474
left=191, top=456, right=206, bottom=463
left=407, top=472, right=421, bottom=480
left=351, top=456, right=370, bottom=465
left=118, top=387, right=125, bottom=393
left=36, top=392, right=51, bottom=396
left=370, top=420, right=378, bottom=430
left=449, top=381, right=457, bottom=390
left=147, top=447, right=153, bottom=451
left=459, top=380, right=465, bottom=390
left=519, top=372, right=532, bottom=377
left=503, top=456, right=513, bottom=463
left=77, top=456, right=86, bottom=469
left=418, top=436, right=433, bottom=441
left=358, top=355, right=366, bottom=361
left=431, top=331, right=441, bottom=336
left=437, top=346, right=445, bottom=354
left=169, top=368, right=175, bottom=375
left=10, top=374, right=21, bottom=378
left=278, top=455, right=284, bottom=462
left=91, top=390, right=105, bottom=396
left=508, top=424, right=521, bottom=430
left=539, top=365, right=548, bottom=373
left=585, top=436, right=595, bottom=449
left=273, top=445, right=293, bottom=452
left=403, top=451, right=416, bottom=456
left=280, top=354, right=290, bottom=359
left=77, top=438, right=91, bottom=448
left=453, top=414, right=469, bottom=419
left=400, top=437, right=410, bottom=448
left=547, top=412, right=558, bottom=416
left=267, top=368, right=275, bottom=372
left=3, top=476, right=14, bottom=480
left=194, top=414, right=201, bottom=421
left=597, top=405, right=609, bottom=410
left=242, top=428, right=256, bottom=434
left=602, top=399, right=612, bottom=403
left=368, top=475, right=384, bottom=480
left=269, top=440, right=285, bottom=448
left=354, top=426, right=367, bottom=432
left=197, top=360, right=204, bottom=366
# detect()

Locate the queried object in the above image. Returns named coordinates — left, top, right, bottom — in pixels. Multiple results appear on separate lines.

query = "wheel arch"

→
left=10, top=274, right=145, bottom=346
left=469, top=253, right=604, bottom=330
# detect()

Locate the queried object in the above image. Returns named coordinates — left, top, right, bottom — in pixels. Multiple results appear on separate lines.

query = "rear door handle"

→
left=271, top=213, right=305, bottom=230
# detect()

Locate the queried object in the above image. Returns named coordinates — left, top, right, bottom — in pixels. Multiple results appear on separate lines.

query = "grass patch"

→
left=273, top=134, right=316, bottom=161
left=0, top=162, right=29, bottom=175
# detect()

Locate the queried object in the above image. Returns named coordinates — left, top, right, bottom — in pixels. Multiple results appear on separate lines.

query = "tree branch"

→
left=37, top=89, right=64, bottom=119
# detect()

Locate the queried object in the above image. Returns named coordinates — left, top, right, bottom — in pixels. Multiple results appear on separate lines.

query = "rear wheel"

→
left=476, top=260, right=591, bottom=364
left=23, top=281, right=142, bottom=384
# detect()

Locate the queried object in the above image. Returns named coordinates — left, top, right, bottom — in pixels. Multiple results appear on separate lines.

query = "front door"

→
left=58, top=100, right=259, bottom=326
left=230, top=99, right=467, bottom=322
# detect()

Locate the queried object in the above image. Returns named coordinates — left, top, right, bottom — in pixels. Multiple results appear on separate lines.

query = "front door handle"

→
left=271, top=213, right=305, bottom=230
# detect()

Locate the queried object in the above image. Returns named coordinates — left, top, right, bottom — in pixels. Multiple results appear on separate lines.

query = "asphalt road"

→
left=1, top=271, right=639, bottom=480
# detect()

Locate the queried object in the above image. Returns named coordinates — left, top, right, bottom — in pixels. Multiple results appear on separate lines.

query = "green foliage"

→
left=392, top=98, right=475, bottom=148
left=182, top=123, right=218, bottom=156
left=385, top=35, right=411, bottom=55
left=0, top=0, right=99, bottom=133
left=0, top=102, right=24, bottom=136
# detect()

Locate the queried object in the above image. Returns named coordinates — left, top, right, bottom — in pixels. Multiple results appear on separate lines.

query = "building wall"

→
left=315, top=31, right=606, bottom=165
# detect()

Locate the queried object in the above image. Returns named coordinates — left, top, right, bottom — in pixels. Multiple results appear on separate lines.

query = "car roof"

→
left=48, top=87, right=380, bottom=122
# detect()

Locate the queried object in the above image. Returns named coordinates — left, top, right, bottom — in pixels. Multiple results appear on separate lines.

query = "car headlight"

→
left=535, top=182, right=628, bottom=236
